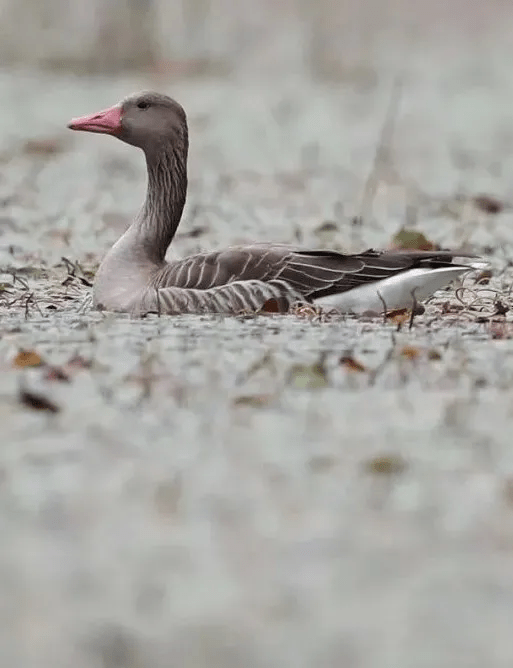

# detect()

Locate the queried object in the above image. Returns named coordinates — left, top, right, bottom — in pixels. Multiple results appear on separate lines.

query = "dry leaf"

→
left=315, top=221, right=338, bottom=234
left=340, top=355, right=367, bottom=372
left=233, top=394, right=274, bottom=408
left=43, top=366, right=71, bottom=383
left=363, top=454, right=407, bottom=476
left=391, top=228, right=436, bottom=251
left=314, top=220, right=339, bottom=245
left=427, top=349, right=442, bottom=361
left=291, top=303, right=323, bottom=320
left=260, top=298, right=283, bottom=313
left=399, top=345, right=421, bottom=361
left=12, top=350, right=44, bottom=368
left=19, top=389, right=60, bottom=413
left=473, top=194, right=504, bottom=215
left=386, top=308, right=410, bottom=326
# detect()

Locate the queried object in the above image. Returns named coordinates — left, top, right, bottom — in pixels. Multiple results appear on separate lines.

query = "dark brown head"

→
left=67, top=91, right=188, bottom=153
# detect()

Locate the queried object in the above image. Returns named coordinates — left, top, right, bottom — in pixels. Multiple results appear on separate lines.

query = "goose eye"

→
left=137, top=101, right=150, bottom=110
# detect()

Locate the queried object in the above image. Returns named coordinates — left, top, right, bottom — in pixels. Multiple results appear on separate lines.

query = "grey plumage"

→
left=67, top=91, right=479, bottom=316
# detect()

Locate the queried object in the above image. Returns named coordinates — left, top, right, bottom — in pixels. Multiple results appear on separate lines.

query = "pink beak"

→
left=67, top=105, right=122, bottom=135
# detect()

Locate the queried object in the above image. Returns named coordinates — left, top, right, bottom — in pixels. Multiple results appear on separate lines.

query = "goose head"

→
left=67, top=91, right=188, bottom=152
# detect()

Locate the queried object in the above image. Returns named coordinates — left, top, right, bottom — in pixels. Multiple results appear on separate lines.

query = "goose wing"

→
left=160, top=245, right=474, bottom=301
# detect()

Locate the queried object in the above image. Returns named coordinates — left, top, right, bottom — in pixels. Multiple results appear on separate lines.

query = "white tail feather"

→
left=315, top=265, right=478, bottom=313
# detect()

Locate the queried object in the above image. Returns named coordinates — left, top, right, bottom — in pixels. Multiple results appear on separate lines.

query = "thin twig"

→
left=359, top=75, right=403, bottom=228
left=377, top=291, right=388, bottom=323
left=409, top=288, right=419, bottom=330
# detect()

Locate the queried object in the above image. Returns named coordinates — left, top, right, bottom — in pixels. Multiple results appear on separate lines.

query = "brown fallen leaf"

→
left=260, top=298, right=283, bottom=313
left=19, top=389, right=60, bottom=413
left=314, top=220, right=339, bottom=245
left=290, top=303, right=323, bottom=320
left=363, top=454, right=407, bottom=476
left=391, top=228, right=436, bottom=251
left=473, top=194, right=504, bottom=215
left=340, top=355, right=367, bottom=372
left=315, top=221, right=338, bottom=234
left=386, top=308, right=410, bottom=327
left=12, top=350, right=44, bottom=368
left=399, top=345, right=422, bottom=361
left=427, top=349, right=442, bottom=361
left=43, top=366, right=71, bottom=383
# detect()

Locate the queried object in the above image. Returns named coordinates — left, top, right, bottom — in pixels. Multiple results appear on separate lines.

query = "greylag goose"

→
left=68, top=92, right=480, bottom=316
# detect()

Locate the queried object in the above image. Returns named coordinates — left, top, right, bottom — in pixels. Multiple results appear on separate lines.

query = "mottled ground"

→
left=2, top=61, right=513, bottom=667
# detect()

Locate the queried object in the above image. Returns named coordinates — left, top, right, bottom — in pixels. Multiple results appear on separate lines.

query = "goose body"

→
left=68, top=92, right=479, bottom=316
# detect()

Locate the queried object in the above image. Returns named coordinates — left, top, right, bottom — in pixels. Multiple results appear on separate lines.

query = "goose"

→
left=67, top=91, right=481, bottom=316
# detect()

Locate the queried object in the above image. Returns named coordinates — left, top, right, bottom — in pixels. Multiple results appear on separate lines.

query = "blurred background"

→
left=2, top=0, right=513, bottom=80
left=3, top=0, right=513, bottom=261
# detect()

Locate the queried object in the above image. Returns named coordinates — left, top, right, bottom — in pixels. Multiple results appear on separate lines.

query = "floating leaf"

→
left=391, top=228, right=436, bottom=251
left=19, top=389, right=60, bottom=413
left=12, top=350, right=44, bottom=368
left=340, top=355, right=367, bottom=372
left=363, top=454, right=407, bottom=476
